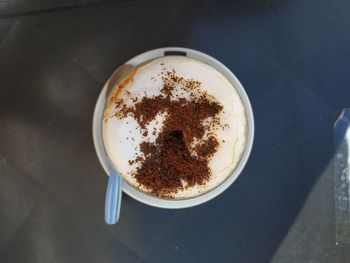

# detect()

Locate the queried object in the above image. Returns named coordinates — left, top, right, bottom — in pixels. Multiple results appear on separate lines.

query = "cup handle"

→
left=105, top=170, right=123, bottom=224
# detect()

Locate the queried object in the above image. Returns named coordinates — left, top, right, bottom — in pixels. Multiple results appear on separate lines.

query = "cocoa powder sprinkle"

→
left=113, top=66, right=224, bottom=197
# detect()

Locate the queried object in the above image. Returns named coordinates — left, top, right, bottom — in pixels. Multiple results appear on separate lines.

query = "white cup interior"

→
left=92, top=47, right=254, bottom=208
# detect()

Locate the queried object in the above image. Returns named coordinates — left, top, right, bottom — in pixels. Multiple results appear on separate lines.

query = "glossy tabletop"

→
left=1, top=1, right=350, bottom=262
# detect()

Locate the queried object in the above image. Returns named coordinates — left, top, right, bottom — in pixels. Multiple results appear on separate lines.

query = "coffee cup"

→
left=93, top=47, right=254, bottom=208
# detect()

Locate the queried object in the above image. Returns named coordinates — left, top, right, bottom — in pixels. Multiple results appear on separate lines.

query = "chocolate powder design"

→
left=113, top=68, right=225, bottom=198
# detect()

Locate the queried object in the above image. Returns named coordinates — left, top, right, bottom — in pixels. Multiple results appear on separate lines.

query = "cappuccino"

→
left=103, top=56, right=247, bottom=199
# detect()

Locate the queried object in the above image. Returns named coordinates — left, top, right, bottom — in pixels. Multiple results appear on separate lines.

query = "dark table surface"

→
left=1, top=0, right=350, bottom=262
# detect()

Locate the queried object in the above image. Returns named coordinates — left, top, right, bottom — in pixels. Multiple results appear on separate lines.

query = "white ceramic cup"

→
left=93, top=47, right=254, bottom=208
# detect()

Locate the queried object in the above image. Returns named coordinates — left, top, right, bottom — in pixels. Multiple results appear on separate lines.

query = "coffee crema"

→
left=103, top=56, right=247, bottom=199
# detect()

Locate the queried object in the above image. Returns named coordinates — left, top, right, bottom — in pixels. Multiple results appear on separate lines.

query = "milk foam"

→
left=103, top=56, right=247, bottom=199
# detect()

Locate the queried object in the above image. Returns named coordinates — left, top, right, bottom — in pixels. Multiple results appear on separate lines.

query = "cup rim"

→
left=93, top=47, right=254, bottom=208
